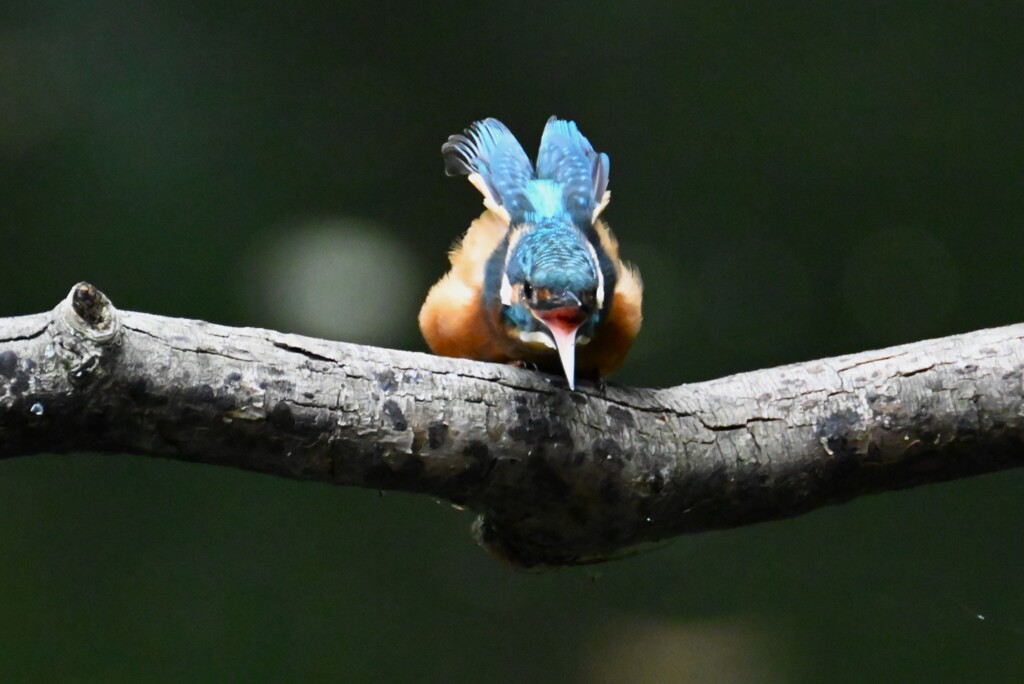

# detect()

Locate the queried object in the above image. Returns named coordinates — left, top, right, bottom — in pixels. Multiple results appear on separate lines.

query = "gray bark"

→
left=1, top=283, right=1022, bottom=567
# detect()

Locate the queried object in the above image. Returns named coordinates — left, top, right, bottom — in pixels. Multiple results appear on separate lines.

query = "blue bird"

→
left=420, top=117, right=642, bottom=389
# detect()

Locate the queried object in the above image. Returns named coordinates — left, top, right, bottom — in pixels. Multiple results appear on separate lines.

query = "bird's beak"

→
left=535, top=309, right=585, bottom=390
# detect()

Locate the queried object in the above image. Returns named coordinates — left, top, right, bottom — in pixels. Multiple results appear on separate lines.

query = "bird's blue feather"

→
left=441, top=118, right=535, bottom=222
left=536, top=117, right=610, bottom=226
left=513, top=221, right=597, bottom=293
left=522, top=181, right=565, bottom=221
left=443, top=117, right=610, bottom=229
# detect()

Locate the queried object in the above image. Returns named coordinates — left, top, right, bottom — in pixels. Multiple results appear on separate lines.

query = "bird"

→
left=419, top=117, right=642, bottom=389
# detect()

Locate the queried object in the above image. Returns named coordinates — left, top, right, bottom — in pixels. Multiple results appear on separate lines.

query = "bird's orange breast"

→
left=578, top=220, right=643, bottom=377
left=418, top=210, right=510, bottom=362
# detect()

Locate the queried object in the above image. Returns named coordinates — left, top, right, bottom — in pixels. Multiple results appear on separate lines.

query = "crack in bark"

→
left=0, top=322, right=50, bottom=343
left=900, top=363, right=940, bottom=377
left=837, top=353, right=905, bottom=373
left=699, top=416, right=785, bottom=432
left=271, top=341, right=337, bottom=364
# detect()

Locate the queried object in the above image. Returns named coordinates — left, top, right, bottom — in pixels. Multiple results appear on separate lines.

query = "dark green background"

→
left=2, top=2, right=1023, bottom=681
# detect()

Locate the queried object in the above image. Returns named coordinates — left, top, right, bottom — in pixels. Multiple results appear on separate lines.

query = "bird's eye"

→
left=522, top=281, right=534, bottom=300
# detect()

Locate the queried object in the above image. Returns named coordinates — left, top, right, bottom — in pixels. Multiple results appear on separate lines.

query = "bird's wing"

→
left=535, top=116, right=611, bottom=225
left=442, top=119, right=535, bottom=225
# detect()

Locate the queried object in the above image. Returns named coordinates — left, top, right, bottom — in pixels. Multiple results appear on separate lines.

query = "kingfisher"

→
left=419, top=117, right=642, bottom=389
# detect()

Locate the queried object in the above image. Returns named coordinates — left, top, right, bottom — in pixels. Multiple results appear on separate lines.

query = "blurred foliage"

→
left=1, top=1, right=1024, bottom=681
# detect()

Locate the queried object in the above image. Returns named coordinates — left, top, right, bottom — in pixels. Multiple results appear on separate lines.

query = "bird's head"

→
left=499, top=220, right=604, bottom=388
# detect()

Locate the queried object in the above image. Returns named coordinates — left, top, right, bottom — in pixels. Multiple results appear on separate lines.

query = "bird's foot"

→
left=575, top=368, right=607, bottom=393
left=506, top=359, right=541, bottom=372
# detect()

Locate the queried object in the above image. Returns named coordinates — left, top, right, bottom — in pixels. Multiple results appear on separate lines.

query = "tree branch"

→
left=2, top=283, right=1022, bottom=567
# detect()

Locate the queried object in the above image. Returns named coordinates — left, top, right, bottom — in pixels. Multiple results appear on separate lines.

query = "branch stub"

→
left=59, top=282, right=119, bottom=342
